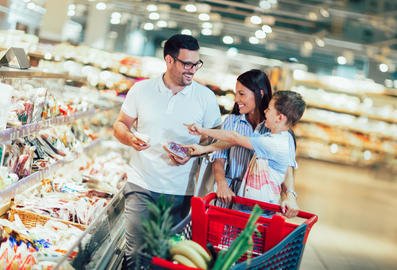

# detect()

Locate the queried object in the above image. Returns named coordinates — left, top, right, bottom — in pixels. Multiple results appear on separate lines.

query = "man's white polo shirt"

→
left=121, top=75, right=221, bottom=195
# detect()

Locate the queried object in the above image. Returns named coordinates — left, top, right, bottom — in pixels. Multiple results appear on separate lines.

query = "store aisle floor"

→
left=296, top=159, right=397, bottom=270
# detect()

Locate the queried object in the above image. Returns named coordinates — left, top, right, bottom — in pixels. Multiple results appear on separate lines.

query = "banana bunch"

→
left=170, top=240, right=212, bottom=269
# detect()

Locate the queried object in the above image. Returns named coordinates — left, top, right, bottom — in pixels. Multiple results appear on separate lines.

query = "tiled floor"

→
left=296, top=158, right=397, bottom=270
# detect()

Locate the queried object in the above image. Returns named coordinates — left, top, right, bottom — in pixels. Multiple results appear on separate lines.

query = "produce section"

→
left=0, top=68, right=128, bottom=269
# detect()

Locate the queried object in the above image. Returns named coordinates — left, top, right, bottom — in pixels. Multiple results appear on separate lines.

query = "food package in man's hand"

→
left=164, top=142, right=190, bottom=159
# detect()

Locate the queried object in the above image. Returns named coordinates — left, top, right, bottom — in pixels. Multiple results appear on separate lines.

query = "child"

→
left=186, top=90, right=306, bottom=205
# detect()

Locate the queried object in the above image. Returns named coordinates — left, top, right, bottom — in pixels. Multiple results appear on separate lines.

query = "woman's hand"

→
left=216, top=180, right=235, bottom=204
left=184, top=123, right=204, bottom=136
left=280, top=193, right=299, bottom=218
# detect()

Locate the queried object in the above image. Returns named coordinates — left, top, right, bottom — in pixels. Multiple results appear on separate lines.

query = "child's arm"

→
left=186, top=124, right=253, bottom=150
left=186, top=140, right=232, bottom=156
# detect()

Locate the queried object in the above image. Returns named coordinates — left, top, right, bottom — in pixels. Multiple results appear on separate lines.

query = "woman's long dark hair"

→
left=231, top=69, right=272, bottom=123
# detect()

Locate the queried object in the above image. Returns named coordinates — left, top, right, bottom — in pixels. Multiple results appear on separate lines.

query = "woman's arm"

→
left=280, top=167, right=299, bottom=218
left=213, top=159, right=235, bottom=204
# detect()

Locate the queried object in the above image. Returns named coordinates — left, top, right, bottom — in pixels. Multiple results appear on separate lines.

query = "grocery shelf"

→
left=0, top=139, right=101, bottom=203
left=30, top=50, right=149, bottom=82
left=0, top=67, right=67, bottom=79
left=295, top=135, right=397, bottom=156
left=292, top=79, right=386, bottom=98
left=30, top=51, right=119, bottom=72
left=0, top=67, right=88, bottom=84
left=0, top=109, right=96, bottom=144
left=300, top=118, right=397, bottom=141
left=306, top=103, right=397, bottom=124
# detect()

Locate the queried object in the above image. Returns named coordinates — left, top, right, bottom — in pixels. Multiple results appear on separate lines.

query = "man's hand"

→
left=280, top=193, right=299, bottom=218
left=130, top=134, right=150, bottom=151
left=167, top=153, right=191, bottom=165
left=216, top=181, right=235, bottom=204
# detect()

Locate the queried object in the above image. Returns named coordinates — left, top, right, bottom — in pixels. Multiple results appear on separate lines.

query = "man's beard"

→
left=179, top=72, right=194, bottom=86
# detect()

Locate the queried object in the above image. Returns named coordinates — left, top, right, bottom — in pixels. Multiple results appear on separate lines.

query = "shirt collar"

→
left=237, top=114, right=249, bottom=124
left=158, top=74, right=192, bottom=95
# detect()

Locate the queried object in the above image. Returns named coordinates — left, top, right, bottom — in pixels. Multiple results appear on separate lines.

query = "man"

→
left=113, top=34, right=221, bottom=268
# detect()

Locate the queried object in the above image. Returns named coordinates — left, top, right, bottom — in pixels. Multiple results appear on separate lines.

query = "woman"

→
left=210, top=69, right=299, bottom=218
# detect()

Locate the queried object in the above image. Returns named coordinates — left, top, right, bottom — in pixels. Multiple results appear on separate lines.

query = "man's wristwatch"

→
left=286, top=189, right=298, bottom=198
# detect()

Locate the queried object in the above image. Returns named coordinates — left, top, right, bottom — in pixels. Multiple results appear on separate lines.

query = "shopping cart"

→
left=136, top=193, right=318, bottom=270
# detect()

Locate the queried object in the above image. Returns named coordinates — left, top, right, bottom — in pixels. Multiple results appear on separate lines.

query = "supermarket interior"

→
left=0, top=0, right=396, bottom=269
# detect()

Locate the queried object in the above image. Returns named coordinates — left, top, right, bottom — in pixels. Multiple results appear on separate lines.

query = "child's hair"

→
left=273, top=90, right=306, bottom=126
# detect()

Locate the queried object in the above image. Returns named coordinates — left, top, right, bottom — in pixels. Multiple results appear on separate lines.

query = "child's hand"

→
left=184, top=123, right=203, bottom=136
left=184, top=144, right=207, bottom=156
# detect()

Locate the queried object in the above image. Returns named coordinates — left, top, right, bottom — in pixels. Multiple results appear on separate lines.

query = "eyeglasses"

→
left=173, top=56, right=204, bottom=70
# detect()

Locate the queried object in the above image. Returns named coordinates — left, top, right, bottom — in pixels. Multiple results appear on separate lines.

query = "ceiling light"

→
left=143, top=22, right=154, bottom=31
left=202, top=22, right=213, bottom=29
left=269, top=0, right=278, bottom=4
left=379, top=63, right=389, bottom=72
left=146, top=4, right=157, bottom=12
left=249, top=37, right=259, bottom=44
left=199, top=13, right=210, bottom=21
left=337, top=56, right=347, bottom=65
left=157, top=20, right=167, bottom=28
left=181, top=29, right=192, bottom=35
left=223, top=36, right=234, bottom=44
left=96, top=2, right=107, bottom=10
left=185, top=4, right=197, bottom=13
left=201, top=28, right=212, bottom=35
left=320, top=8, right=329, bottom=17
left=255, top=30, right=267, bottom=39
left=315, top=38, right=325, bottom=47
left=149, top=12, right=160, bottom=20
left=262, top=25, right=272, bottom=33
left=112, top=12, right=122, bottom=19
left=68, top=4, right=76, bottom=10
left=259, top=0, right=271, bottom=10
left=250, top=15, right=262, bottom=25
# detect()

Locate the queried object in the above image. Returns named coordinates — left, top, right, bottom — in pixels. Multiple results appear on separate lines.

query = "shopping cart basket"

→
left=136, top=193, right=318, bottom=270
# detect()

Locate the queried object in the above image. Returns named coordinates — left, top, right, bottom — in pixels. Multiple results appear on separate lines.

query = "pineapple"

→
left=141, top=195, right=175, bottom=259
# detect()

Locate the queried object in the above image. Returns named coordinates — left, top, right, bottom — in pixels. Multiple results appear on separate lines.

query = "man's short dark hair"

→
left=273, top=90, right=306, bottom=126
left=163, top=34, right=200, bottom=58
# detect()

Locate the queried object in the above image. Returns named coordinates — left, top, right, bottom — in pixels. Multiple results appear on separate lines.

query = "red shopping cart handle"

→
left=202, top=192, right=318, bottom=227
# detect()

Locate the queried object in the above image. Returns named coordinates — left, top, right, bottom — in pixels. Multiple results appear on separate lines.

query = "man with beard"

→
left=113, top=34, right=221, bottom=268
